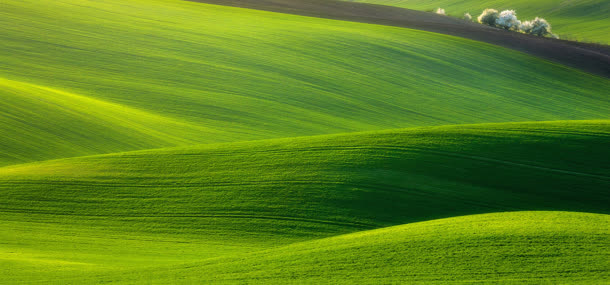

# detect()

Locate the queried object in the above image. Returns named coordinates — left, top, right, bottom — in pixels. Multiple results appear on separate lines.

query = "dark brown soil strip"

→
left=185, top=0, right=610, bottom=78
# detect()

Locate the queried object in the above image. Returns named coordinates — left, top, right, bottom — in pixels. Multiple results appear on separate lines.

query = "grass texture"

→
left=0, top=78, right=215, bottom=166
left=1, top=0, right=609, bottom=283
left=351, top=0, right=610, bottom=43
left=1, top=121, right=609, bottom=283
left=80, top=211, right=610, bottom=284
left=1, top=0, right=609, bottom=165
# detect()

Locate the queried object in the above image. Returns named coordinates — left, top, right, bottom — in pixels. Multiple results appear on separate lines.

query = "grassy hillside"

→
left=0, top=78, right=224, bottom=167
left=1, top=0, right=609, bottom=165
left=83, top=211, right=610, bottom=284
left=1, top=0, right=609, bottom=283
left=351, top=0, right=610, bottom=43
left=1, top=121, right=609, bottom=282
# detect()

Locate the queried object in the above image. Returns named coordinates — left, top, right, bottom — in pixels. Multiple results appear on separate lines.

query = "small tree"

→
left=520, top=21, right=534, bottom=33
left=495, top=10, right=521, bottom=30
left=435, top=8, right=446, bottom=15
left=464, top=13, right=472, bottom=21
left=478, top=9, right=499, bottom=26
left=521, top=17, right=552, bottom=37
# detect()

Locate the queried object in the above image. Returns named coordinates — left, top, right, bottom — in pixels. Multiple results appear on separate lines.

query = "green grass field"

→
left=79, top=211, right=609, bottom=284
left=351, top=0, right=610, bottom=43
left=1, top=0, right=609, bottom=283
left=0, top=78, right=215, bottom=166
left=1, top=121, right=609, bottom=283
left=2, top=0, right=609, bottom=166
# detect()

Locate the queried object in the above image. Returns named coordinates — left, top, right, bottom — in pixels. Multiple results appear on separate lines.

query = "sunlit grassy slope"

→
left=82, top=212, right=610, bottom=284
left=2, top=0, right=609, bottom=166
left=0, top=78, right=222, bottom=166
left=351, top=0, right=610, bottom=43
left=1, top=0, right=609, bottom=283
left=1, top=121, right=609, bottom=282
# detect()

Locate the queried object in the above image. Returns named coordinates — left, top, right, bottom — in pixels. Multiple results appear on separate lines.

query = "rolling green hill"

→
left=351, top=0, right=610, bottom=43
left=1, top=121, right=609, bottom=283
left=2, top=0, right=609, bottom=166
left=0, top=78, right=223, bottom=167
left=81, top=211, right=610, bottom=284
left=1, top=0, right=609, bottom=283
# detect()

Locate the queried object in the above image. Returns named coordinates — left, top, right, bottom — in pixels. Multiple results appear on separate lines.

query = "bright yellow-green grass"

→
left=351, top=0, right=610, bottom=43
left=1, top=0, right=609, bottom=283
left=0, top=78, right=221, bottom=166
left=77, top=212, right=610, bottom=284
left=1, top=121, right=609, bottom=283
left=1, top=0, right=609, bottom=166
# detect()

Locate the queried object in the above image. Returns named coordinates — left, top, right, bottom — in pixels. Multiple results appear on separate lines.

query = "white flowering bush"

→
left=478, top=9, right=499, bottom=26
left=521, top=17, right=553, bottom=37
left=435, top=8, right=446, bottom=15
left=520, top=21, right=533, bottom=32
left=496, top=10, right=521, bottom=30
left=476, top=8, right=558, bottom=38
left=464, top=13, right=472, bottom=21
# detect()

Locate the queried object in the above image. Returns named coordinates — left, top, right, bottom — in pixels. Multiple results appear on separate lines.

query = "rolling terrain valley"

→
left=1, top=0, right=608, bottom=283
